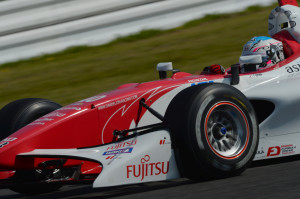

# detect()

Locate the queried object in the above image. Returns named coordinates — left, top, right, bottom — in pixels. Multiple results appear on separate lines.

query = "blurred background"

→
left=0, top=0, right=282, bottom=108
left=0, top=0, right=277, bottom=64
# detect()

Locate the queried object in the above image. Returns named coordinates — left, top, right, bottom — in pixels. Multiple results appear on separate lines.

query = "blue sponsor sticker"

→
left=103, top=147, right=133, bottom=156
left=191, top=81, right=214, bottom=86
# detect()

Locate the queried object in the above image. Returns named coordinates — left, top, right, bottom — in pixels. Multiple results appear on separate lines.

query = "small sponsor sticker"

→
left=46, top=112, right=66, bottom=117
left=0, top=137, right=17, bottom=148
left=28, top=122, right=45, bottom=126
left=103, top=147, right=133, bottom=156
left=191, top=81, right=214, bottom=87
left=98, top=95, right=138, bottom=110
left=106, top=140, right=137, bottom=151
left=2, top=137, right=17, bottom=142
left=267, top=144, right=296, bottom=157
left=249, top=74, right=263, bottom=78
left=0, top=142, right=9, bottom=148
left=188, top=78, right=208, bottom=83
left=159, top=137, right=171, bottom=145
left=35, top=118, right=53, bottom=122
left=281, top=144, right=296, bottom=155
left=59, top=107, right=82, bottom=111
left=80, top=95, right=106, bottom=103
left=256, top=148, right=265, bottom=155
left=106, top=156, right=115, bottom=160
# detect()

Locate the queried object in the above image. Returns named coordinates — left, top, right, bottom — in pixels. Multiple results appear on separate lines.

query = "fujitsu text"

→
left=126, top=155, right=169, bottom=181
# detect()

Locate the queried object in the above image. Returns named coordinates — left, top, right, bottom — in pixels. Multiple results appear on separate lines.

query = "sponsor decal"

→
left=105, top=155, right=122, bottom=160
left=106, top=140, right=137, bottom=151
left=0, top=137, right=17, bottom=148
left=285, top=64, right=300, bottom=73
left=249, top=74, right=263, bottom=78
left=98, top=95, right=138, bottom=110
left=28, top=122, right=45, bottom=126
left=0, top=142, right=9, bottom=148
left=267, top=144, right=296, bottom=157
left=281, top=144, right=296, bottom=155
left=256, top=148, right=265, bottom=155
left=288, top=72, right=300, bottom=78
left=159, top=137, right=171, bottom=145
left=267, top=146, right=281, bottom=156
left=46, top=112, right=66, bottom=117
left=191, top=81, right=214, bottom=87
left=2, top=137, right=17, bottom=142
left=29, top=116, right=56, bottom=126
left=59, top=107, right=82, bottom=111
left=80, top=95, right=106, bottom=103
left=35, top=118, right=53, bottom=122
left=103, top=147, right=133, bottom=156
left=188, top=78, right=208, bottom=83
left=126, top=155, right=169, bottom=181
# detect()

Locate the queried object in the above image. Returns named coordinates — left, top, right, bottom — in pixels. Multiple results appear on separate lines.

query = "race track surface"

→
left=1, top=156, right=300, bottom=199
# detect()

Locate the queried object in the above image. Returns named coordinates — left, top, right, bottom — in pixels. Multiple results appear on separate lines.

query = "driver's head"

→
left=239, top=36, right=285, bottom=72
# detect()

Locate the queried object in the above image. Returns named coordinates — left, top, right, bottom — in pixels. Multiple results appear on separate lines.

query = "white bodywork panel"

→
left=19, top=129, right=180, bottom=187
left=136, top=56, right=300, bottom=162
left=235, top=57, right=300, bottom=160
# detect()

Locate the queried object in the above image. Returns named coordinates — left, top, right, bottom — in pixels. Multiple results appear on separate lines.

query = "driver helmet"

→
left=239, top=36, right=285, bottom=72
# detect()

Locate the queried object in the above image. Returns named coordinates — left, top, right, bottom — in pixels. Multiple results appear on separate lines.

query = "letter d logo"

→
left=267, top=146, right=281, bottom=157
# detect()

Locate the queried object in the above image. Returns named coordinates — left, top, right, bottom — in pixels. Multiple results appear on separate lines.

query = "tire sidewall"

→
left=12, top=100, right=62, bottom=132
left=187, top=84, right=258, bottom=172
left=0, top=98, right=63, bottom=194
left=0, top=98, right=62, bottom=140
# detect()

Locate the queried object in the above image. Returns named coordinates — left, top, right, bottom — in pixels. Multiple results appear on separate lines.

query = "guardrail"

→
left=0, top=0, right=276, bottom=64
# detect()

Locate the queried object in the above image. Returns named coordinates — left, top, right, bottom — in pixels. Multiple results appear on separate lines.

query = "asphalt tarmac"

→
left=1, top=157, right=300, bottom=199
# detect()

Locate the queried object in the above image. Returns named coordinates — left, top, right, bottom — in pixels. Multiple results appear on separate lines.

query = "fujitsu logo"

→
left=106, top=140, right=137, bottom=151
left=126, top=155, right=169, bottom=181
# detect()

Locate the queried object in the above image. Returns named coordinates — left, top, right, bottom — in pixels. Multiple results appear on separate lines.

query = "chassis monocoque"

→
left=1, top=0, right=300, bottom=195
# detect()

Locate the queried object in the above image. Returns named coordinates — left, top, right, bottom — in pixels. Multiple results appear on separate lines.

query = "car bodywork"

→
left=1, top=0, right=300, bottom=191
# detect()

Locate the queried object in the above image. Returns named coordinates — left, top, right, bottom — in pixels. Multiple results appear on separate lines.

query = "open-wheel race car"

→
left=1, top=0, right=300, bottom=195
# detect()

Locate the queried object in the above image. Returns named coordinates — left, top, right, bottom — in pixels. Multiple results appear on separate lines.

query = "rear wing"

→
left=278, top=0, right=298, bottom=6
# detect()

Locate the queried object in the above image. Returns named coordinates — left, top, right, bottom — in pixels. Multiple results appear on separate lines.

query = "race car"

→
left=0, top=0, right=300, bottom=195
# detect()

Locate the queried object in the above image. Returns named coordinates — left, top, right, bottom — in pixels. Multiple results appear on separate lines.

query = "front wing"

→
left=18, top=129, right=180, bottom=187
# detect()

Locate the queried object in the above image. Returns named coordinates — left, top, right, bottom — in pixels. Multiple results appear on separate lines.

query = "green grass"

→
left=0, top=3, right=289, bottom=108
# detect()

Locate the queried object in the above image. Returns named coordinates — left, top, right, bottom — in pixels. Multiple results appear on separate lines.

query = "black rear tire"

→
left=0, top=98, right=63, bottom=194
left=0, top=98, right=62, bottom=140
left=165, top=83, right=258, bottom=180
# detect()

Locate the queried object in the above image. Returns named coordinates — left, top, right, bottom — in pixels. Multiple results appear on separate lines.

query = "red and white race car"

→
left=1, top=0, right=300, bottom=195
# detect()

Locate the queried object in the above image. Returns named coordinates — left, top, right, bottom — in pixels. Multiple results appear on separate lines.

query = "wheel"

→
left=0, top=98, right=63, bottom=194
left=165, top=83, right=258, bottom=180
left=0, top=98, right=62, bottom=140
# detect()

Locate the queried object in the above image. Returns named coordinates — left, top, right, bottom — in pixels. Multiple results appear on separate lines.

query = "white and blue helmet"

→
left=240, top=36, right=285, bottom=72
